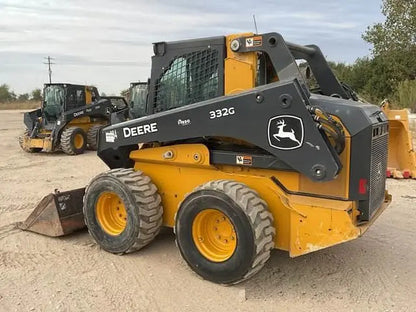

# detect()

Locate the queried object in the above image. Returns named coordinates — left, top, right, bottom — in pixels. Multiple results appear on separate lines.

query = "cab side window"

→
left=76, top=89, right=85, bottom=107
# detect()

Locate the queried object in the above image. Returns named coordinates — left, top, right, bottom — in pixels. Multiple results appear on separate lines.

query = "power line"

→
left=43, top=56, right=55, bottom=84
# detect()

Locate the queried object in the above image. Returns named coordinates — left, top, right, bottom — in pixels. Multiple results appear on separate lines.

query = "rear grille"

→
left=368, top=125, right=388, bottom=218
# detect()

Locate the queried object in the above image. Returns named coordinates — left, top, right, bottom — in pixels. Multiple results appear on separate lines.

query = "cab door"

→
left=66, top=86, right=86, bottom=111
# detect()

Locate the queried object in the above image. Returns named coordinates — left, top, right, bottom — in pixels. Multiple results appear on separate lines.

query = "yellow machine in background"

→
left=381, top=100, right=416, bottom=179
left=19, top=83, right=128, bottom=155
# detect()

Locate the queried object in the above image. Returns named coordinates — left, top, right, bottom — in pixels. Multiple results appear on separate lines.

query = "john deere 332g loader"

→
left=20, top=32, right=391, bottom=284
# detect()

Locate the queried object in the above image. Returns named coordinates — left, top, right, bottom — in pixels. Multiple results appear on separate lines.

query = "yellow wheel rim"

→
left=192, top=209, right=237, bottom=262
left=96, top=191, right=127, bottom=235
left=74, top=133, right=84, bottom=149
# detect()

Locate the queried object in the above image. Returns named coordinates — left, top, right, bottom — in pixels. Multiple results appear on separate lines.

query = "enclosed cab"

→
left=127, top=82, right=148, bottom=119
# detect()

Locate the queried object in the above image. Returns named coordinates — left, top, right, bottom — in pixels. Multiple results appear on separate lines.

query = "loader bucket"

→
left=382, top=102, right=416, bottom=179
left=17, top=188, right=86, bottom=237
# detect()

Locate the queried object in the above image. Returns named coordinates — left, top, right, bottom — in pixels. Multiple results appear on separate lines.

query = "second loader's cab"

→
left=127, top=82, right=148, bottom=119
left=41, top=84, right=99, bottom=128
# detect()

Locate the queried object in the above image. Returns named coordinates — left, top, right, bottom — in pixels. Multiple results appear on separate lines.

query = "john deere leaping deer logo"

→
left=268, top=115, right=304, bottom=150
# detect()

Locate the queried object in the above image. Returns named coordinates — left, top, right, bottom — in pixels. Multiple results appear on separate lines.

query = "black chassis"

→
left=97, top=33, right=388, bottom=220
left=24, top=98, right=128, bottom=150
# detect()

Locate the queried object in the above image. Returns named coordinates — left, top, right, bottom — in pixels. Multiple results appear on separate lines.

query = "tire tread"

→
left=83, top=168, right=163, bottom=254
left=175, top=179, right=276, bottom=284
left=60, top=127, right=86, bottom=155
left=87, top=124, right=104, bottom=150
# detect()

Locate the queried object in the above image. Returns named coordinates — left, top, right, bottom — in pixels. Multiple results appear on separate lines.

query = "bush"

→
left=393, top=80, right=416, bottom=111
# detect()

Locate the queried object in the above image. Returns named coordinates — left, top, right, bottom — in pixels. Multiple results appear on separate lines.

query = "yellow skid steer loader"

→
left=19, top=32, right=391, bottom=284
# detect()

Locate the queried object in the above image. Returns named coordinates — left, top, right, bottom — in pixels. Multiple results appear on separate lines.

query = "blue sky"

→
left=0, top=0, right=384, bottom=95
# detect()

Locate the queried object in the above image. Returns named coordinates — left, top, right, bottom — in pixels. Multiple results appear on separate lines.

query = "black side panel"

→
left=349, top=127, right=373, bottom=202
left=309, top=93, right=389, bottom=220
left=98, top=79, right=341, bottom=182
left=309, top=94, right=388, bottom=136
left=349, top=125, right=388, bottom=221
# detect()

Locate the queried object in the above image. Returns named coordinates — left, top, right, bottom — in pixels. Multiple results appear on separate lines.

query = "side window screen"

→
left=76, top=89, right=85, bottom=106
left=130, top=84, right=148, bottom=118
left=155, top=49, right=219, bottom=111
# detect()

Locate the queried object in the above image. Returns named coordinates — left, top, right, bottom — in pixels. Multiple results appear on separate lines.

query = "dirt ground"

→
left=1, top=110, right=415, bottom=312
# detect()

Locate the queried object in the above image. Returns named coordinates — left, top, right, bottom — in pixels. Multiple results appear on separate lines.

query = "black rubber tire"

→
left=87, top=124, right=104, bottom=150
left=83, top=168, right=163, bottom=254
left=60, top=127, right=87, bottom=155
left=174, top=180, right=276, bottom=285
left=18, top=130, right=42, bottom=153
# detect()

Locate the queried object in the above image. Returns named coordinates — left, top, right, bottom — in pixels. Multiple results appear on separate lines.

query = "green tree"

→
left=31, top=89, right=42, bottom=101
left=18, top=93, right=30, bottom=101
left=328, top=59, right=378, bottom=101
left=328, top=61, right=353, bottom=83
left=0, top=84, right=14, bottom=102
left=120, top=88, right=129, bottom=98
left=363, top=0, right=416, bottom=102
left=363, top=0, right=416, bottom=56
left=394, top=80, right=416, bottom=110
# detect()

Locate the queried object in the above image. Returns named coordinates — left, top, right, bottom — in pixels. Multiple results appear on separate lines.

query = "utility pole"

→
left=43, top=56, right=55, bottom=84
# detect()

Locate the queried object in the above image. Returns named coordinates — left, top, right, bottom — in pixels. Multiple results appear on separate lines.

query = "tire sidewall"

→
left=70, top=128, right=87, bottom=154
left=84, top=175, right=140, bottom=253
left=176, top=189, right=256, bottom=284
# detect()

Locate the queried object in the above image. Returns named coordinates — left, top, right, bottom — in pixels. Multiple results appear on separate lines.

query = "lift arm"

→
left=98, top=79, right=341, bottom=182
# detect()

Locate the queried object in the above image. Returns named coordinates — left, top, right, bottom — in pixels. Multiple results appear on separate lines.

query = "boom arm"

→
left=286, top=42, right=349, bottom=99
left=98, top=79, right=341, bottom=182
